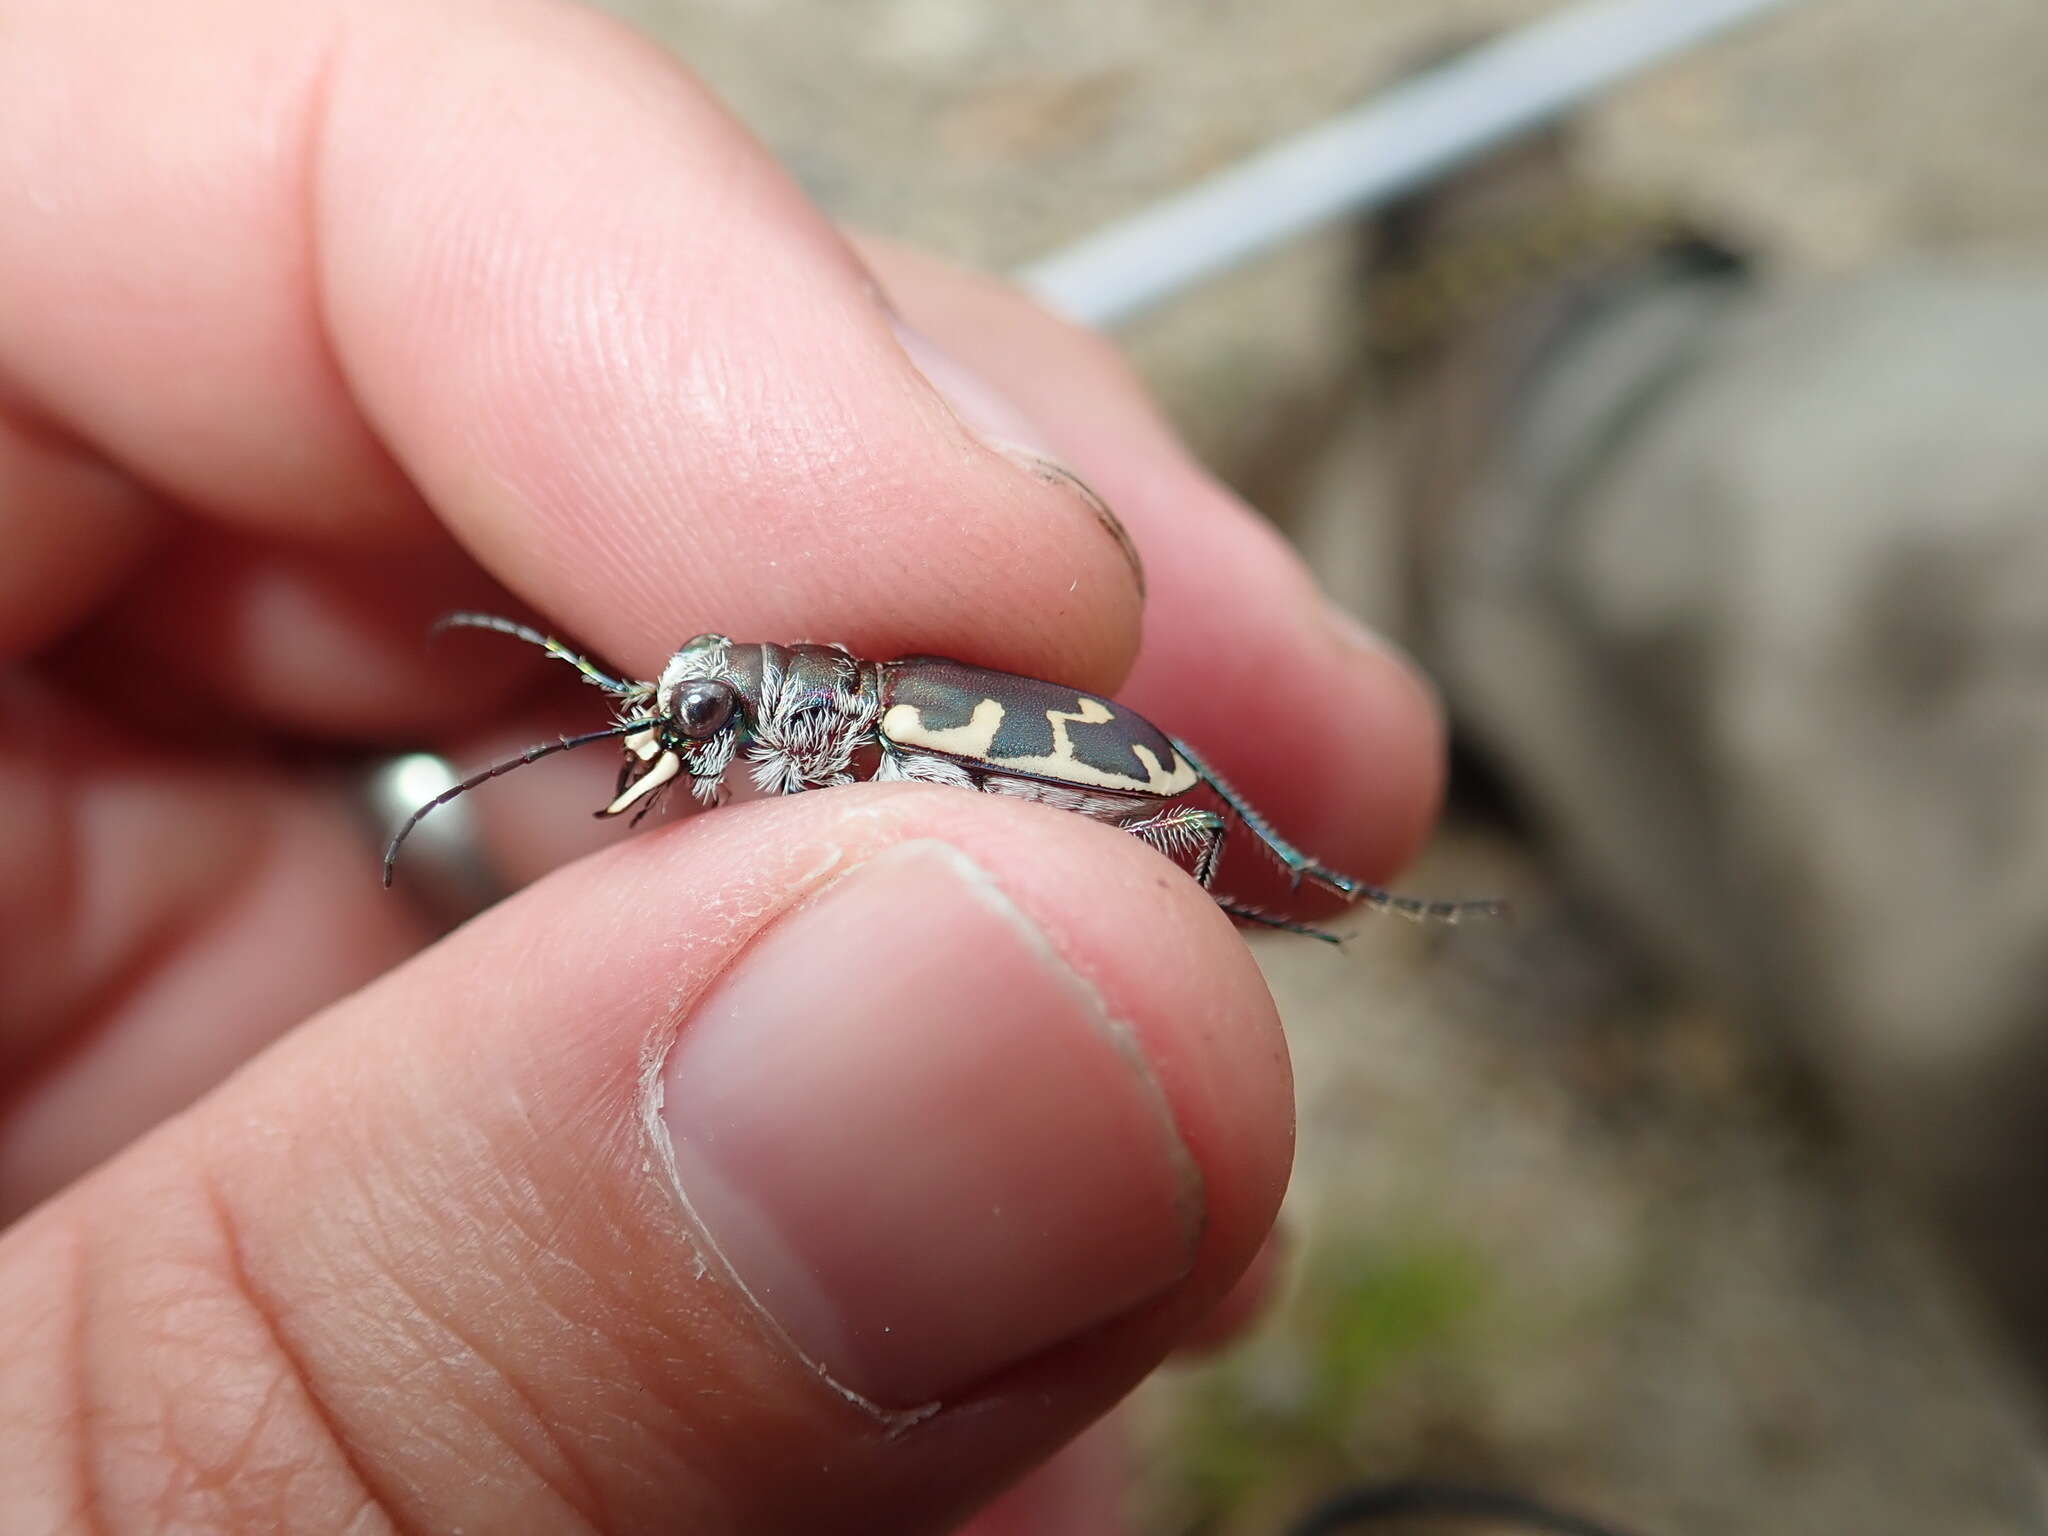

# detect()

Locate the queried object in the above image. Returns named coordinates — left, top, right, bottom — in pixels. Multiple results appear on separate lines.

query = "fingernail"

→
left=660, top=840, right=1202, bottom=1408
left=893, top=319, right=1145, bottom=595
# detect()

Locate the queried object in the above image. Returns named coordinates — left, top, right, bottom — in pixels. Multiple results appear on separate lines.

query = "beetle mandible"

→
left=382, top=613, right=1504, bottom=940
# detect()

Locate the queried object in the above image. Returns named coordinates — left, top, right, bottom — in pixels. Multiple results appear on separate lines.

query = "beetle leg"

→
left=1117, top=806, right=1227, bottom=887
left=1218, top=902, right=1344, bottom=945
left=874, top=746, right=977, bottom=790
left=1168, top=735, right=1508, bottom=924
left=1122, top=806, right=1343, bottom=943
left=1166, top=736, right=1324, bottom=883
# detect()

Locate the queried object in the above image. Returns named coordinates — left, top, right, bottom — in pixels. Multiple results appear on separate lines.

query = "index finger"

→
left=0, top=0, right=1143, bottom=689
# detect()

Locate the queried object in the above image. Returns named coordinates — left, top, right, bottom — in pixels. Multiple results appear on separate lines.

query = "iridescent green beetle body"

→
left=382, top=614, right=1504, bottom=940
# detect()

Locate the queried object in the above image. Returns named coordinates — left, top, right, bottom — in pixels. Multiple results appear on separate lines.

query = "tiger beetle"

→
left=382, top=613, right=1505, bottom=941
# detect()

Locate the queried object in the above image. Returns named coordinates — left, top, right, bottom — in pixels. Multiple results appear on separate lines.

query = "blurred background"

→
left=592, top=2, right=2048, bottom=1531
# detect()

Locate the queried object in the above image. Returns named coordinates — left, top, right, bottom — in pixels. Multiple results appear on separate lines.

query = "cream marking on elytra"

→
left=881, top=697, right=1005, bottom=759
left=1012, top=697, right=1197, bottom=794
left=882, top=696, right=1200, bottom=796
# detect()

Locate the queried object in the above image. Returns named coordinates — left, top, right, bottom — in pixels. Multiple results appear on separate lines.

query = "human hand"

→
left=0, top=0, right=1445, bottom=1528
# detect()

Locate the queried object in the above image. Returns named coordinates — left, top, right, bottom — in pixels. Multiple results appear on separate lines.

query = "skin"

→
left=0, top=0, right=1445, bottom=1530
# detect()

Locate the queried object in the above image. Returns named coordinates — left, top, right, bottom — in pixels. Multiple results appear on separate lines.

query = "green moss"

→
left=1150, top=1231, right=1494, bottom=1526
left=1314, top=1236, right=1489, bottom=1407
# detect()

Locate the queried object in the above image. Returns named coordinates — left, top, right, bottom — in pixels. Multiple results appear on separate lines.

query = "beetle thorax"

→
left=741, top=643, right=883, bottom=795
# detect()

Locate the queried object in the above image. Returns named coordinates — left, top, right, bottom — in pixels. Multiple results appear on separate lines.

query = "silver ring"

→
left=356, top=752, right=510, bottom=929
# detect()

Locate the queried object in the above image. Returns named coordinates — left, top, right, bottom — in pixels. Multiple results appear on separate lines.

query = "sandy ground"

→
left=588, top=4, right=2048, bottom=1530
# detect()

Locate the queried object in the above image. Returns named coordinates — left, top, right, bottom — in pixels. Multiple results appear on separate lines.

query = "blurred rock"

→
left=1412, top=262, right=2048, bottom=1371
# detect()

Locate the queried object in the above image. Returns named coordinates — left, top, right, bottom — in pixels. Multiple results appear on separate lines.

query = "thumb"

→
left=0, top=786, right=1291, bottom=1534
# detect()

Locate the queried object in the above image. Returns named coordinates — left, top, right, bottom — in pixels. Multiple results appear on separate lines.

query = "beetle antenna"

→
left=382, top=718, right=661, bottom=887
left=1171, top=736, right=1508, bottom=924
left=434, top=612, right=635, bottom=696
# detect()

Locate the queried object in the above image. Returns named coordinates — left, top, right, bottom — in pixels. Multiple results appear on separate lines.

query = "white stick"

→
left=1018, top=0, right=1797, bottom=329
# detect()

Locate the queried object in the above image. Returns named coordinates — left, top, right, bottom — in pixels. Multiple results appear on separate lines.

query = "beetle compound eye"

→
left=676, top=679, right=738, bottom=737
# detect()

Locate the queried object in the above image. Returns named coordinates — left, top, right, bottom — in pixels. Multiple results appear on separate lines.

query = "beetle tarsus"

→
left=1220, top=902, right=1345, bottom=945
left=1304, top=864, right=1510, bottom=924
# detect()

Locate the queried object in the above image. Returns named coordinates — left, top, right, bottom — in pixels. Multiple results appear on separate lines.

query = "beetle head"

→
left=641, top=633, right=744, bottom=804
